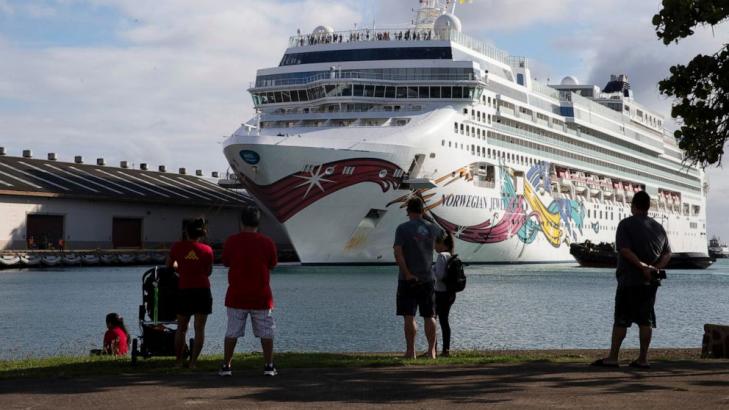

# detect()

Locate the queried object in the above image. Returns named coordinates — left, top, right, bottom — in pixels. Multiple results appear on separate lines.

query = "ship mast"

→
left=414, top=0, right=449, bottom=29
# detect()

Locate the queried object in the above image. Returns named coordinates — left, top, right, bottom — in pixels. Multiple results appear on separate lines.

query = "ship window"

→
left=281, top=91, right=291, bottom=103
left=452, top=87, right=463, bottom=99
left=441, top=87, right=452, bottom=98
left=454, top=122, right=458, bottom=133
left=353, top=84, right=364, bottom=97
left=419, top=87, right=429, bottom=99
left=279, top=47, right=454, bottom=66
left=396, top=87, right=407, bottom=99
left=431, top=87, right=441, bottom=98
left=407, top=86, right=418, bottom=98
left=385, top=86, right=395, bottom=98
left=466, top=87, right=475, bottom=99
left=298, top=90, right=308, bottom=101
left=325, top=84, right=337, bottom=97
left=375, top=86, right=385, bottom=98
left=273, top=92, right=283, bottom=103
left=364, top=85, right=375, bottom=97
left=290, top=90, right=300, bottom=102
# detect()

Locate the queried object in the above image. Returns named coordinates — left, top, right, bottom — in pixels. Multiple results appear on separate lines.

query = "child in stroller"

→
left=130, top=266, right=193, bottom=365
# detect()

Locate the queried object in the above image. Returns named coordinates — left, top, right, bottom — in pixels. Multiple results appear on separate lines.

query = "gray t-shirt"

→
left=615, top=215, right=671, bottom=287
left=394, top=218, right=443, bottom=282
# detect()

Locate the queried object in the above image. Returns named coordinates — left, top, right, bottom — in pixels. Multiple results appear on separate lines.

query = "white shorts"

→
left=225, top=308, right=276, bottom=339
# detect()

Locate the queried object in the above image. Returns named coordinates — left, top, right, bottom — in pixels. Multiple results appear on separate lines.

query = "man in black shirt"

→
left=592, top=191, right=671, bottom=369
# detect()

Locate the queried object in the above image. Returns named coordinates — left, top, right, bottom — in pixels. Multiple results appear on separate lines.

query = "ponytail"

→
left=438, top=231, right=455, bottom=254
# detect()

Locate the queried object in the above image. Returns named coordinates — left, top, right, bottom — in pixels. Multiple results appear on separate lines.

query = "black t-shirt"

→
left=615, top=215, right=671, bottom=287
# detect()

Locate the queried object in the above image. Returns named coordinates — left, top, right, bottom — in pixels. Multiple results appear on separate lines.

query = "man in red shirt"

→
left=219, top=206, right=278, bottom=377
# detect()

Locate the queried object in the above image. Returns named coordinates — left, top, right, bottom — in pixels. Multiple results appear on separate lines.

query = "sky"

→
left=0, top=0, right=727, bottom=237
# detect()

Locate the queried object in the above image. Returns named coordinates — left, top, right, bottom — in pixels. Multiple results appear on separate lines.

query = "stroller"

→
left=130, top=266, right=193, bottom=365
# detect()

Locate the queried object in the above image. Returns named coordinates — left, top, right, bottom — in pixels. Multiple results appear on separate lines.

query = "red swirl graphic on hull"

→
left=240, top=158, right=404, bottom=222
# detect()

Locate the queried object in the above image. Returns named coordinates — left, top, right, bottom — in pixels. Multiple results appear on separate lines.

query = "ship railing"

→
left=491, top=122, right=698, bottom=188
left=289, top=27, right=441, bottom=48
left=288, top=28, right=519, bottom=67
left=251, top=71, right=479, bottom=89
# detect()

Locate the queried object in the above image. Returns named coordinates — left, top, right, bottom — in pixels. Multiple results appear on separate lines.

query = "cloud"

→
left=0, top=0, right=359, bottom=174
left=0, top=0, right=13, bottom=16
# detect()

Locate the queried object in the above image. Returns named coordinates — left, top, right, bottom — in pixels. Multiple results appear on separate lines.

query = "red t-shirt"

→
left=222, top=232, right=277, bottom=309
left=103, top=327, right=129, bottom=355
left=169, top=241, right=214, bottom=289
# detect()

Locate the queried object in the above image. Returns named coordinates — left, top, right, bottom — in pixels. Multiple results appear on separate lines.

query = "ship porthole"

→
left=379, top=169, right=387, bottom=178
left=325, top=166, right=335, bottom=175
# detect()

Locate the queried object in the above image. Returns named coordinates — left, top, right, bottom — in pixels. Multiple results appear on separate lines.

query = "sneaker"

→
left=263, top=363, right=278, bottom=377
left=218, top=363, right=232, bottom=377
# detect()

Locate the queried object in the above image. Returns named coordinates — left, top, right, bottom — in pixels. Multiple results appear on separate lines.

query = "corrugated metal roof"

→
left=0, top=155, right=251, bottom=208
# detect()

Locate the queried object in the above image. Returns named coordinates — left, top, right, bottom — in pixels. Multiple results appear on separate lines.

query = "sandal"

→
left=590, top=358, right=619, bottom=368
left=629, top=360, right=651, bottom=369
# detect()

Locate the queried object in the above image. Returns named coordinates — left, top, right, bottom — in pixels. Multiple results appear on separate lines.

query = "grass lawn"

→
left=0, top=348, right=702, bottom=380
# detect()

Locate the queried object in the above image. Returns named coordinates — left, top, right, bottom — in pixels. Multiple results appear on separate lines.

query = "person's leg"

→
left=404, top=315, right=417, bottom=358
left=607, top=325, right=627, bottom=363
left=637, top=325, right=652, bottom=365
left=436, top=292, right=455, bottom=355
left=189, top=313, right=208, bottom=368
left=223, top=308, right=246, bottom=368
left=223, top=337, right=237, bottom=367
left=261, top=338, right=274, bottom=364
left=175, top=314, right=190, bottom=365
left=424, top=317, right=437, bottom=359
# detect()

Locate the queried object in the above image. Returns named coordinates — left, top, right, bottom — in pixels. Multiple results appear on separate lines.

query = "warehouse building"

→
left=0, top=148, right=288, bottom=252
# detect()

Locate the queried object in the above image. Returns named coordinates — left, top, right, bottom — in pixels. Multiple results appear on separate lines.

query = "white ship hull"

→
left=223, top=109, right=706, bottom=264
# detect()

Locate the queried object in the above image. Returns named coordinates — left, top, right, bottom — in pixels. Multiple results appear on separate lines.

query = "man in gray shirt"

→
left=394, top=197, right=442, bottom=359
left=592, top=191, right=671, bottom=369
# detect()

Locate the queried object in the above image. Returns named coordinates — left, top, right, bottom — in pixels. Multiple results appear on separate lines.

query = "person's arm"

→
left=222, top=238, right=231, bottom=267
left=654, top=233, right=672, bottom=270
left=394, top=245, right=416, bottom=281
left=618, top=247, right=654, bottom=281
left=269, top=239, right=278, bottom=269
left=166, top=243, right=177, bottom=270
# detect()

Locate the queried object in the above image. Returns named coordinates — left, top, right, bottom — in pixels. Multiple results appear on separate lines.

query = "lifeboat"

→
left=63, top=253, right=81, bottom=265
left=118, top=254, right=136, bottom=264
left=151, top=253, right=167, bottom=264
left=0, top=254, right=21, bottom=267
left=82, top=254, right=100, bottom=265
left=136, top=253, right=152, bottom=264
left=100, top=253, right=118, bottom=265
left=20, top=254, right=41, bottom=266
left=41, top=255, right=63, bottom=266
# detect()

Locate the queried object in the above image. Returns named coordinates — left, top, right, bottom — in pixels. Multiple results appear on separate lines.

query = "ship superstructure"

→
left=223, top=0, right=708, bottom=264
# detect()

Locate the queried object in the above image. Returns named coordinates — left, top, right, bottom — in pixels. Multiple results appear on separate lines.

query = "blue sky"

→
left=0, top=0, right=727, bottom=237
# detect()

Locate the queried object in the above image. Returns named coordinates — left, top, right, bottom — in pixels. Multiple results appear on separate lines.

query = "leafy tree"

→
left=653, top=0, right=729, bottom=167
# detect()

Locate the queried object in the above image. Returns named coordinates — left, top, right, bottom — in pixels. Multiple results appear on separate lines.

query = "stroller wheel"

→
left=131, top=339, right=139, bottom=366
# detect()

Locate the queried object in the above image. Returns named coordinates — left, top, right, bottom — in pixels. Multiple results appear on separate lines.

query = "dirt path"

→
left=3, top=359, right=729, bottom=409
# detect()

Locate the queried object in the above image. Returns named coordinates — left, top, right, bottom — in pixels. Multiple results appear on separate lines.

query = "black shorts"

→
left=614, top=285, right=657, bottom=328
left=177, top=288, right=213, bottom=317
left=397, top=280, right=435, bottom=318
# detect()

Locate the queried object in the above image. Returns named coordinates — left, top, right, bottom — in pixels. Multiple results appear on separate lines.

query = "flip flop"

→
left=629, top=360, right=651, bottom=369
left=590, top=358, right=619, bottom=368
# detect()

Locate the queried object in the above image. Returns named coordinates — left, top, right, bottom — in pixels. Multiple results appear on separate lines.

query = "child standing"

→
left=219, top=206, right=278, bottom=377
left=103, top=313, right=129, bottom=356
left=433, top=232, right=456, bottom=357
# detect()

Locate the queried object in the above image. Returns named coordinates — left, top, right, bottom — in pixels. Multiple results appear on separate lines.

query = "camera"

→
left=650, top=269, right=667, bottom=285
left=652, top=269, right=667, bottom=280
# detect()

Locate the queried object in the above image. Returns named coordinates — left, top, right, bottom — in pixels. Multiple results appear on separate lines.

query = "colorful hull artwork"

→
left=241, top=157, right=585, bottom=248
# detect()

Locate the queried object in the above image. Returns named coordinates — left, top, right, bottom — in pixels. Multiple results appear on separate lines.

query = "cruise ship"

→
left=223, top=0, right=708, bottom=264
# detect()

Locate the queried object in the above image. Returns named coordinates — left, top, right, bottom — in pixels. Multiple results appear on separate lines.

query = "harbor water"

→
left=1, top=260, right=729, bottom=360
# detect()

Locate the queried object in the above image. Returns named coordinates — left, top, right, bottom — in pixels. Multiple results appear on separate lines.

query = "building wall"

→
left=0, top=195, right=286, bottom=250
